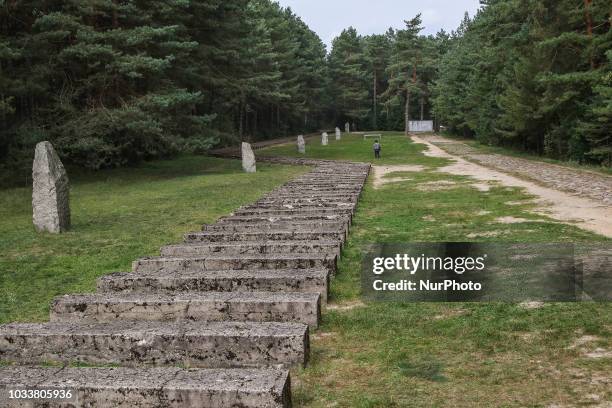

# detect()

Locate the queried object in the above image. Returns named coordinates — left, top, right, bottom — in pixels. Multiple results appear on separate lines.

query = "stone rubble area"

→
left=421, top=135, right=612, bottom=205
left=0, top=152, right=370, bottom=408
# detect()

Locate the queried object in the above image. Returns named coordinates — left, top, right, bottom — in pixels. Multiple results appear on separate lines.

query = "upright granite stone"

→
left=321, top=132, right=328, bottom=146
left=242, top=142, right=256, bottom=173
left=345, top=122, right=350, bottom=133
left=297, top=135, right=306, bottom=154
left=335, top=127, right=341, bottom=140
left=32, top=141, right=70, bottom=233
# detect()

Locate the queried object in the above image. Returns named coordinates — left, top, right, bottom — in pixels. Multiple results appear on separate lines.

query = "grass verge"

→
left=261, top=133, right=611, bottom=408
left=0, top=155, right=307, bottom=323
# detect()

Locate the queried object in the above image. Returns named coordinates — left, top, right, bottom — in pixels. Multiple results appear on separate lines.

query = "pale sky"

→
left=275, top=0, right=482, bottom=51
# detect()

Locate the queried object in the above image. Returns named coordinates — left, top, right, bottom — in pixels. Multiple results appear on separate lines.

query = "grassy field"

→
left=1, top=135, right=610, bottom=407
left=0, top=156, right=307, bottom=323
left=262, top=133, right=611, bottom=407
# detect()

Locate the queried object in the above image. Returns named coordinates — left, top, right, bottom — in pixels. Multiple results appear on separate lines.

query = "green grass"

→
left=260, top=132, right=447, bottom=166
left=1, top=134, right=610, bottom=407
left=0, top=155, right=308, bottom=323
left=259, top=133, right=612, bottom=407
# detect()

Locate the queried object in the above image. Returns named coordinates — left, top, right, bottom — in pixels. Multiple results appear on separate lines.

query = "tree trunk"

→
left=0, top=61, right=4, bottom=125
left=245, top=105, right=249, bottom=141
left=112, top=0, right=119, bottom=28
left=584, top=0, right=595, bottom=69
left=584, top=0, right=593, bottom=36
left=404, top=87, right=410, bottom=136
left=420, top=96, right=424, bottom=121
left=373, top=71, right=377, bottom=129
left=405, top=64, right=418, bottom=135
left=238, top=100, right=244, bottom=140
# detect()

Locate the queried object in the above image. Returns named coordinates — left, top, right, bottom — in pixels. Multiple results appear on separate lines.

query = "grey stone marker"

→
left=335, top=127, right=341, bottom=140
left=32, top=141, right=70, bottom=233
left=297, top=135, right=306, bottom=154
left=241, top=142, right=256, bottom=173
left=321, top=132, right=328, bottom=146
left=345, top=122, right=350, bottom=133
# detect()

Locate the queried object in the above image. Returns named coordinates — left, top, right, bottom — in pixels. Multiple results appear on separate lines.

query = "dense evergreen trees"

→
left=434, top=0, right=612, bottom=165
left=0, top=0, right=326, bottom=175
left=328, top=18, right=448, bottom=136
left=327, top=1, right=610, bottom=165
left=2, top=0, right=610, bottom=180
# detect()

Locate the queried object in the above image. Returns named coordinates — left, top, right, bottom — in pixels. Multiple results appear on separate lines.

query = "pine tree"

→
left=328, top=27, right=369, bottom=126
left=364, top=34, right=391, bottom=129
left=381, top=15, right=424, bottom=135
left=579, top=50, right=612, bottom=165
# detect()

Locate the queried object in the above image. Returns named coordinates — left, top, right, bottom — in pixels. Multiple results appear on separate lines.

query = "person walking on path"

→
left=373, top=140, right=381, bottom=159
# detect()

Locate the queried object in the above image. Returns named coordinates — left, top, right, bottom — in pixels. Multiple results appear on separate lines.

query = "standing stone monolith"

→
left=241, top=142, right=256, bottom=173
left=297, top=135, right=306, bottom=154
left=321, top=132, right=329, bottom=146
left=335, top=127, right=341, bottom=140
left=32, top=141, right=70, bottom=233
left=345, top=122, right=350, bottom=133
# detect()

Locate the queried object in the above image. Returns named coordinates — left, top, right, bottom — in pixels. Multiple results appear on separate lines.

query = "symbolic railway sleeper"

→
left=0, top=154, right=370, bottom=408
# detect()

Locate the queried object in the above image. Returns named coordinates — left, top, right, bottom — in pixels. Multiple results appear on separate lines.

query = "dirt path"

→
left=411, top=135, right=612, bottom=238
left=371, top=164, right=425, bottom=188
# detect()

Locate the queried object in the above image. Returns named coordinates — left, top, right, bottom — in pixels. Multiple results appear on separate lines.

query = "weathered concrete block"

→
left=235, top=202, right=356, bottom=211
left=160, top=240, right=341, bottom=258
left=233, top=207, right=353, bottom=218
left=249, top=202, right=356, bottom=211
left=203, top=220, right=349, bottom=235
left=0, top=321, right=308, bottom=368
left=0, top=367, right=291, bottom=407
left=32, top=141, right=70, bottom=233
left=284, top=181, right=362, bottom=188
left=268, top=192, right=360, bottom=200
left=242, top=142, right=256, bottom=173
left=132, top=253, right=337, bottom=274
left=98, top=268, right=330, bottom=302
left=254, top=196, right=358, bottom=205
left=51, top=292, right=321, bottom=328
left=297, top=135, right=305, bottom=154
left=276, top=186, right=362, bottom=193
left=217, top=214, right=351, bottom=226
left=294, top=175, right=366, bottom=181
left=185, top=230, right=346, bottom=244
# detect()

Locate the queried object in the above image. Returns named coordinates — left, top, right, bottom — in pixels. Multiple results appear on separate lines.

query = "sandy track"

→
left=411, top=135, right=612, bottom=238
left=371, top=165, right=425, bottom=188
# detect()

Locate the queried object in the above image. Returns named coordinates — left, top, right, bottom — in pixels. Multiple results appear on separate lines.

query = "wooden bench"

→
left=363, top=133, right=382, bottom=140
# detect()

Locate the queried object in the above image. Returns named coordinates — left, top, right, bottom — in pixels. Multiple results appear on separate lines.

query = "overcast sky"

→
left=275, top=0, right=481, bottom=51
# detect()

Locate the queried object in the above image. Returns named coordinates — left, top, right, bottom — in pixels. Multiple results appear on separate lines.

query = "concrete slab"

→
left=0, top=366, right=291, bottom=407
left=0, top=321, right=308, bottom=368
left=132, top=254, right=337, bottom=274
left=98, top=268, right=330, bottom=302
left=185, top=230, right=346, bottom=243
left=51, top=292, right=321, bottom=328
left=160, top=240, right=341, bottom=258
